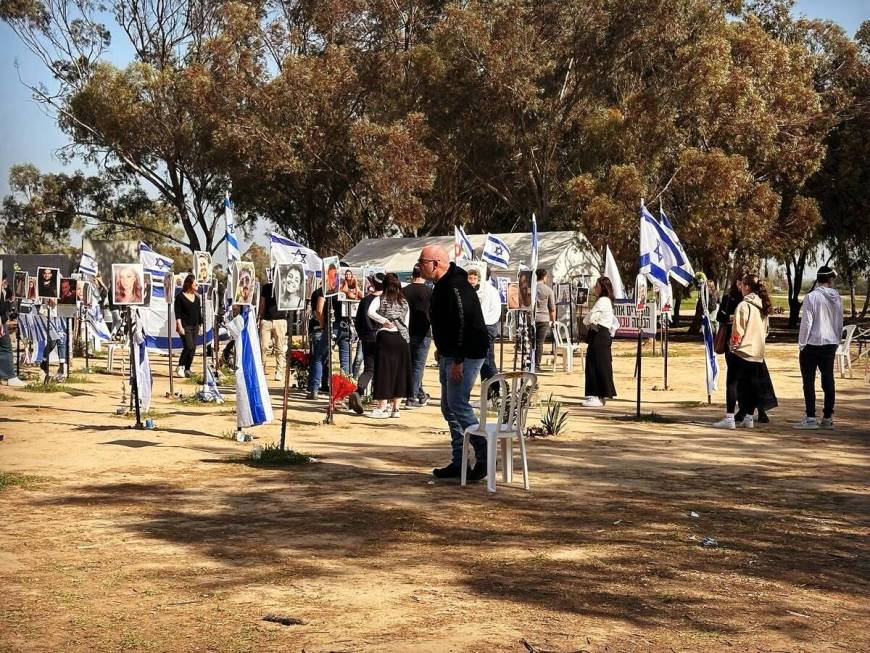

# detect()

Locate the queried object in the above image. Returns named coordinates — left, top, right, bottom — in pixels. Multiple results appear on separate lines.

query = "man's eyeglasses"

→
left=417, top=258, right=438, bottom=266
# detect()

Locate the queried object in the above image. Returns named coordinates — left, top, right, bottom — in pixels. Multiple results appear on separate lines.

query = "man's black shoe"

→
left=757, top=411, right=770, bottom=423
left=432, top=462, right=466, bottom=479
left=467, top=461, right=488, bottom=482
left=418, top=393, right=430, bottom=407
left=348, top=392, right=364, bottom=415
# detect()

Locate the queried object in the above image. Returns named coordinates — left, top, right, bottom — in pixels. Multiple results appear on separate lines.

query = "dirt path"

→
left=1, top=341, right=868, bottom=652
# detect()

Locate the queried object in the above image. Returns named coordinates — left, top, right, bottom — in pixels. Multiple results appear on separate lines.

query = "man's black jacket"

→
left=430, top=263, right=488, bottom=362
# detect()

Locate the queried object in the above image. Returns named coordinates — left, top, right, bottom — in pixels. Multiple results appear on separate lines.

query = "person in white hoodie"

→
left=794, top=266, right=843, bottom=429
left=581, top=276, right=620, bottom=407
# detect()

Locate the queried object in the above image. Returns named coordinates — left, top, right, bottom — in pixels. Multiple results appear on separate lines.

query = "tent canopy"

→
left=342, top=231, right=601, bottom=283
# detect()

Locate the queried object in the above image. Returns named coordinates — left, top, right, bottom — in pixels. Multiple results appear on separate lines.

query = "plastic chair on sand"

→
left=836, top=324, right=857, bottom=379
left=551, top=321, right=581, bottom=373
left=461, top=371, right=537, bottom=493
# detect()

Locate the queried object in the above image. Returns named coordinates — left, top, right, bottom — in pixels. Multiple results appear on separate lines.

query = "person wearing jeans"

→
left=402, top=265, right=432, bottom=407
left=418, top=245, right=490, bottom=481
left=533, top=269, right=556, bottom=371
left=794, top=265, right=843, bottom=429
left=306, top=287, right=329, bottom=399
left=439, top=355, right=486, bottom=467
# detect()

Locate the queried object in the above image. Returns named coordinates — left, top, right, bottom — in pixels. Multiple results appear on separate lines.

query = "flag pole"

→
left=127, top=308, right=143, bottom=429
left=280, top=313, right=293, bottom=450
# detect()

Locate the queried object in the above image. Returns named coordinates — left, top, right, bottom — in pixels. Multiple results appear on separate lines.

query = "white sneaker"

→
left=820, top=417, right=834, bottom=429
left=712, top=416, right=735, bottom=429
left=274, top=370, right=282, bottom=381
left=737, top=415, right=754, bottom=429
left=581, top=396, right=604, bottom=407
left=368, top=406, right=390, bottom=419
left=390, top=408, right=401, bottom=419
left=176, top=365, right=185, bottom=378
left=4, top=377, right=26, bottom=388
left=793, top=417, right=819, bottom=430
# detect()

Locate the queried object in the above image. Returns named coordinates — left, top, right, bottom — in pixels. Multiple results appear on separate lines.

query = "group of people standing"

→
left=711, top=265, right=844, bottom=430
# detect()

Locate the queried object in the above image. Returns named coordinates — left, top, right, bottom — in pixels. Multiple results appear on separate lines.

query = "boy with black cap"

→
left=794, top=265, right=843, bottom=429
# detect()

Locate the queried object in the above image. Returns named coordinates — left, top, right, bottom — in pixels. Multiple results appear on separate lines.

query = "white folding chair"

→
left=551, top=321, right=581, bottom=372
left=106, top=343, right=129, bottom=373
left=461, top=371, right=537, bottom=493
left=836, top=324, right=857, bottom=378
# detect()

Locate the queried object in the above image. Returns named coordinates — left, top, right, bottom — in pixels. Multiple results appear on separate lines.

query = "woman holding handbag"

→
left=580, top=277, right=619, bottom=407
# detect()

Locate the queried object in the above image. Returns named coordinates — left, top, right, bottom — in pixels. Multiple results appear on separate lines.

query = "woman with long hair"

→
left=114, top=265, right=143, bottom=304
left=581, top=276, right=618, bottom=407
left=366, top=272, right=412, bottom=418
left=173, top=274, right=203, bottom=378
left=727, top=273, right=774, bottom=428
left=713, top=266, right=751, bottom=428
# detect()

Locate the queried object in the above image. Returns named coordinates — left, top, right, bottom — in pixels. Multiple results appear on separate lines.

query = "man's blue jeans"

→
left=439, top=356, right=485, bottom=466
left=408, top=335, right=431, bottom=401
left=334, top=320, right=351, bottom=375
left=307, top=329, right=329, bottom=392
left=480, top=324, right=499, bottom=382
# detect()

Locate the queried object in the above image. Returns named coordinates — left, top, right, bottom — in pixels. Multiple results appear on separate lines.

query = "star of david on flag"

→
left=270, top=233, right=322, bottom=273
left=482, top=233, right=511, bottom=269
left=639, top=202, right=685, bottom=290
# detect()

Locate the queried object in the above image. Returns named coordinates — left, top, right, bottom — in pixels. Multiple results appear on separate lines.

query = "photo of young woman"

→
left=112, top=264, right=145, bottom=305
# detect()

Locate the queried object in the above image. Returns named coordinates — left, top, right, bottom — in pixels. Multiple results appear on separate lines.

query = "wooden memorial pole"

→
left=324, top=298, right=334, bottom=425
left=280, top=314, right=294, bottom=450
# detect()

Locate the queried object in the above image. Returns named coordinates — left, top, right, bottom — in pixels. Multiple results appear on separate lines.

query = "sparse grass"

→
left=185, top=372, right=205, bottom=385
left=611, top=412, right=677, bottom=424
left=0, top=472, right=44, bottom=492
left=220, top=429, right=240, bottom=440
left=22, top=382, right=79, bottom=394
left=92, top=366, right=115, bottom=375
left=247, top=443, right=314, bottom=466
left=64, top=374, right=91, bottom=384
left=0, top=392, right=13, bottom=401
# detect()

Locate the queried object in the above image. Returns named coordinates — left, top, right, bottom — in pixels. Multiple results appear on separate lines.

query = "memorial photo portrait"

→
left=58, top=277, right=78, bottom=305
left=143, top=273, right=153, bottom=307
left=112, top=263, right=145, bottom=305
left=276, top=263, right=305, bottom=311
left=507, top=282, right=520, bottom=309
left=517, top=270, right=533, bottom=309
left=233, top=261, right=256, bottom=306
left=13, top=271, right=28, bottom=300
left=338, top=267, right=363, bottom=302
left=37, top=267, right=60, bottom=299
left=194, top=251, right=212, bottom=285
left=322, top=256, right=340, bottom=297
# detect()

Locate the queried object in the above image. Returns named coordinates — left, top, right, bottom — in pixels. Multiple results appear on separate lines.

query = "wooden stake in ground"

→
left=324, top=301, right=334, bottom=425
left=279, top=315, right=294, bottom=450
left=126, top=307, right=143, bottom=429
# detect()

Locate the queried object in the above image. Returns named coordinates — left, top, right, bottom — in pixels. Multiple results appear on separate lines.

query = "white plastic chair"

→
left=106, top=343, right=129, bottom=373
left=836, top=324, right=857, bottom=378
left=551, top=321, right=581, bottom=372
left=461, top=371, right=537, bottom=493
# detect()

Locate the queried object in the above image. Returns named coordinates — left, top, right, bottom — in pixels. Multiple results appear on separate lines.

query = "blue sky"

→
left=0, top=1, right=866, bottom=215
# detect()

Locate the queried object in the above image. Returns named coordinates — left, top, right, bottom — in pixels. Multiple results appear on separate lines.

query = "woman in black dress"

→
left=174, top=274, right=202, bottom=378
left=581, top=277, right=618, bottom=407
left=366, top=273, right=412, bottom=418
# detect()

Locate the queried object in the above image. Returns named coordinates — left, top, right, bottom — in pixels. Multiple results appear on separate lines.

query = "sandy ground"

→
left=0, top=338, right=868, bottom=653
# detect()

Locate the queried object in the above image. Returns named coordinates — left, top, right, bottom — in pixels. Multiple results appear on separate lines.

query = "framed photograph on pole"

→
left=194, top=251, right=212, bottom=286
left=232, top=261, right=256, bottom=306
left=37, top=267, right=60, bottom=299
left=13, top=271, right=28, bottom=300
left=112, top=263, right=146, bottom=305
left=322, top=256, right=340, bottom=297
left=275, top=263, right=305, bottom=311
left=58, top=277, right=77, bottom=305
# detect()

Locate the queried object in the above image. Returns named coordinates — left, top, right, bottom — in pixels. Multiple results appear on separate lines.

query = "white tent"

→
left=343, top=231, right=601, bottom=282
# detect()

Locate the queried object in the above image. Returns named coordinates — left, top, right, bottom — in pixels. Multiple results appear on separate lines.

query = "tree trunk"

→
left=787, top=250, right=808, bottom=329
left=861, top=274, right=870, bottom=319
left=847, top=269, right=857, bottom=320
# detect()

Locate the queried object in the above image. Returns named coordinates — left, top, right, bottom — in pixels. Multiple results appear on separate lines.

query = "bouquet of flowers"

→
left=331, top=372, right=357, bottom=404
left=288, top=349, right=310, bottom=388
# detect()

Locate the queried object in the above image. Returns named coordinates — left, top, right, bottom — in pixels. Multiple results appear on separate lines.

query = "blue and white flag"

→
left=85, top=298, right=112, bottom=349
left=700, top=284, right=719, bottom=395
left=132, top=311, right=153, bottom=412
left=224, top=194, right=241, bottom=265
left=226, top=307, right=273, bottom=428
left=79, top=252, right=98, bottom=279
left=481, top=233, right=510, bottom=269
left=139, top=242, right=174, bottom=302
left=202, top=366, right=225, bottom=403
left=454, top=226, right=474, bottom=261
left=659, top=209, right=694, bottom=286
left=270, top=232, right=322, bottom=273
left=639, top=202, right=686, bottom=290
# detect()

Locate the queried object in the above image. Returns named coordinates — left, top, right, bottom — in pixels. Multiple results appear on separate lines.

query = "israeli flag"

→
left=639, top=202, right=685, bottom=290
left=79, top=252, right=99, bottom=278
left=482, top=233, right=510, bottom=269
left=226, top=307, right=273, bottom=428
left=224, top=194, right=241, bottom=265
left=454, top=226, right=474, bottom=261
left=139, top=242, right=174, bottom=302
left=700, top=284, right=719, bottom=395
left=85, top=299, right=112, bottom=347
left=132, top=311, right=153, bottom=412
left=659, top=209, right=694, bottom=286
left=270, top=233, right=322, bottom=273
left=203, top=366, right=225, bottom=403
